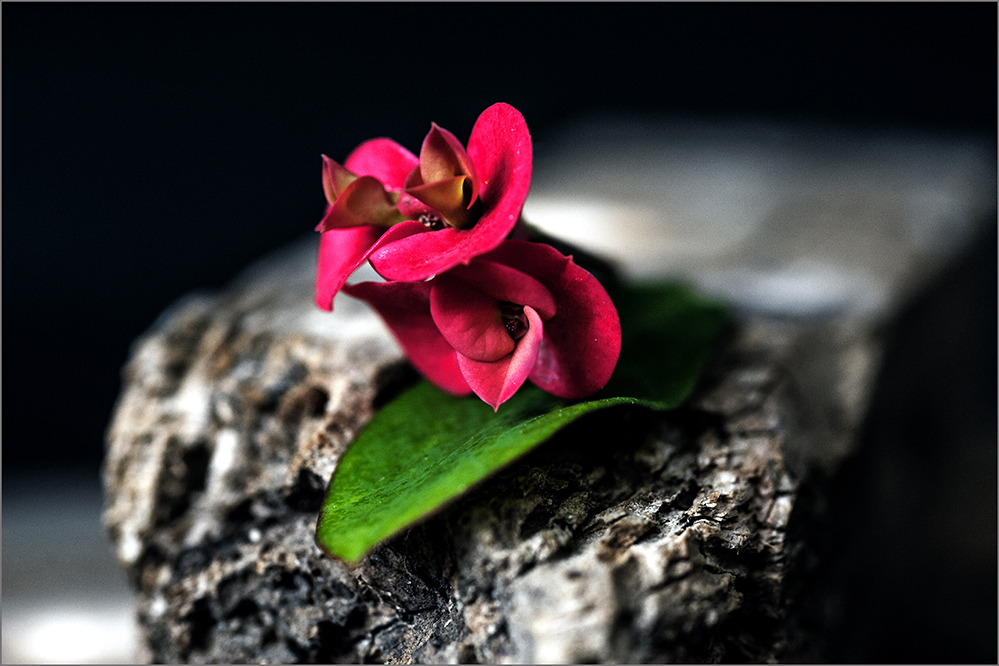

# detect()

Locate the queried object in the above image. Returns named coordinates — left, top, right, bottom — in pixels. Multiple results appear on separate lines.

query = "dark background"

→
left=3, top=3, right=995, bottom=662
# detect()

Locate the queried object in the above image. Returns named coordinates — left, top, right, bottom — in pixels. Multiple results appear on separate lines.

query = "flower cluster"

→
left=315, top=103, right=620, bottom=410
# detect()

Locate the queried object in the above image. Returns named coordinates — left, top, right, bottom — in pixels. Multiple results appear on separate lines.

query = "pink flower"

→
left=344, top=241, right=621, bottom=410
left=315, top=103, right=533, bottom=311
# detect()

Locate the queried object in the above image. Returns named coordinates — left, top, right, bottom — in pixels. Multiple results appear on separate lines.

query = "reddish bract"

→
left=344, top=241, right=621, bottom=410
left=315, top=103, right=532, bottom=311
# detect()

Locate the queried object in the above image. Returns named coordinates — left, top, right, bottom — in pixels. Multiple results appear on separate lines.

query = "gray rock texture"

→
left=103, top=119, right=993, bottom=663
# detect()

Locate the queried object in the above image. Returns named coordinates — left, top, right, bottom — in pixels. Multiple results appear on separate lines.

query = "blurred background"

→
left=3, top=3, right=995, bottom=663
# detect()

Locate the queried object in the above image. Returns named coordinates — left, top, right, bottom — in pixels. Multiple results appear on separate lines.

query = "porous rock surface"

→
left=104, top=119, right=991, bottom=662
left=104, top=239, right=876, bottom=663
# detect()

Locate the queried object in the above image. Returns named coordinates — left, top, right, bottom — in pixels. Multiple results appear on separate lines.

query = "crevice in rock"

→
left=278, top=384, right=329, bottom=422
left=283, top=468, right=326, bottom=513
left=153, top=438, right=211, bottom=528
left=185, top=597, right=216, bottom=655
left=314, top=607, right=369, bottom=663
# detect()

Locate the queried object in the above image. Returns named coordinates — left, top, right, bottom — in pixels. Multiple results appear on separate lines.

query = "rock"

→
left=103, top=118, right=992, bottom=663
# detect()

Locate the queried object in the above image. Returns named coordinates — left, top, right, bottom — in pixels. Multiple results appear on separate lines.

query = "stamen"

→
left=499, top=302, right=529, bottom=341
left=418, top=214, right=445, bottom=230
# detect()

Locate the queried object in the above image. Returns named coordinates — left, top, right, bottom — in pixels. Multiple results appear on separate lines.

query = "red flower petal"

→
left=314, top=226, right=382, bottom=311
left=456, top=306, right=543, bottom=411
left=467, top=102, right=532, bottom=226
left=343, top=280, right=471, bottom=396
left=368, top=103, right=532, bottom=281
left=445, top=260, right=557, bottom=319
left=479, top=241, right=621, bottom=398
left=430, top=277, right=514, bottom=363
left=314, top=220, right=425, bottom=311
left=343, top=138, right=419, bottom=189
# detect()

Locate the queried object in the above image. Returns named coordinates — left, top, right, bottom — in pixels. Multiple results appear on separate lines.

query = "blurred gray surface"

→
left=525, top=117, right=994, bottom=318
left=3, top=470, right=138, bottom=663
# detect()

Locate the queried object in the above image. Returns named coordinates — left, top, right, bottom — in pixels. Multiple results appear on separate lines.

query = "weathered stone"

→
left=101, top=246, right=872, bottom=662
left=103, top=119, right=992, bottom=663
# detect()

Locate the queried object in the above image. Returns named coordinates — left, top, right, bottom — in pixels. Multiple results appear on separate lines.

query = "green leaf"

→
left=316, top=282, right=729, bottom=564
left=602, top=282, right=731, bottom=408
